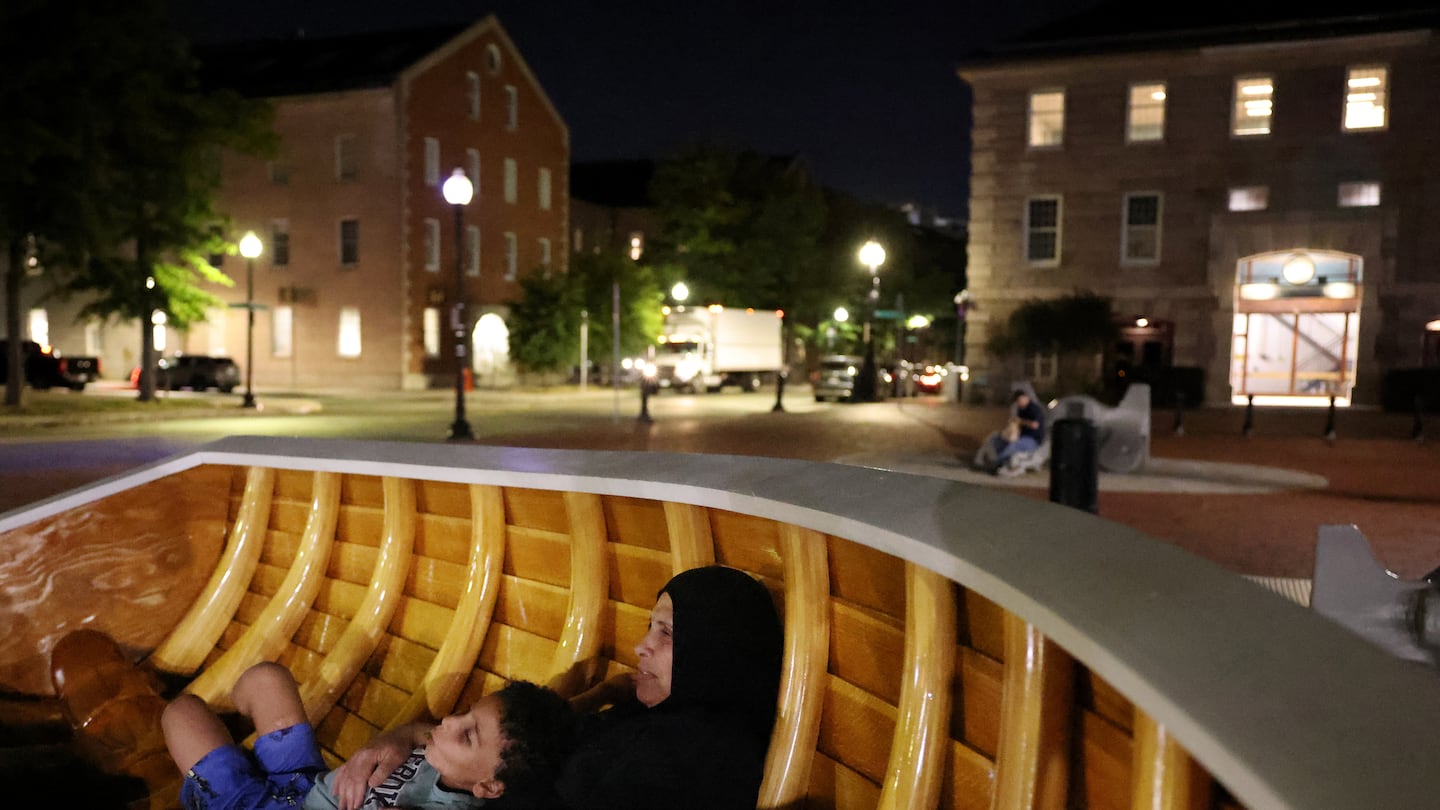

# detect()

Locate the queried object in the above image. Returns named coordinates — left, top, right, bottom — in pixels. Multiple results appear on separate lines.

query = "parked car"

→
left=914, top=364, right=947, bottom=395
left=154, top=355, right=241, bottom=392
left=0, top=340, right=88, bottom=390
left=813, top=354, right=887, bottom=402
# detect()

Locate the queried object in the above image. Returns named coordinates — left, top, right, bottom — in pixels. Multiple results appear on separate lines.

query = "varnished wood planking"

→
left=808, top=744, right=884, bottom=810
left=413, top=513, right=473, bottom=564
left=493, top=575, right=570, bottom=641
left=339, top=475, right=385, bottom=508
left=603, top=600, right=649, bottom=667
left=608, top=543, right=672, bottom=605
left=1076, top=709, right=1134, bottom=810
left=711, top=510, right=783, bottom=581
left=938, top=739, right=998, bottom=810
left=817, top=674, right=899, bottom=787
left=602, top=495, right=669, bottom=551
left=416, top=480, right=471, bottom=519
left=273, top=469, right=314, bottom=501
left=405, top=555, right=470, bottom=608
left=334, top=506, right=384, bottom=548
left=959, top=589, right=1006, bottom=663
left=387, top=596, right=456, bottom=651
left=504, top=526, right=570, bottom=587
left=326, top=542, right=380, bottom=587
left=371, top=635, right=439, bottom=698
left=828, top=536, right=907, bottom=617
left=952, top=646, right=1004, bottom=760
left=830, top=600, right=906, bottom=705
left=474, top=623, right=559, bottom=684
left=504, top=487, right=570, bottom=534
left=1081, top=670, right=1136, bottom=734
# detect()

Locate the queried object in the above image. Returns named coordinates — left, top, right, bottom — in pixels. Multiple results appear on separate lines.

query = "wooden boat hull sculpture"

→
left=1, top=436, right=1437, bottom=809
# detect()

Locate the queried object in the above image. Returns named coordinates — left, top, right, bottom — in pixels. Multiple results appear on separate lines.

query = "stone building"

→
left=959, top=4, right=1440, bottom=407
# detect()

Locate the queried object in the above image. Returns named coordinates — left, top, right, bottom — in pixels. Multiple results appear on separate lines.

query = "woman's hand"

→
left=569, top=671, right=636, bottom=713
left=328, top=722, right=430, bottom=810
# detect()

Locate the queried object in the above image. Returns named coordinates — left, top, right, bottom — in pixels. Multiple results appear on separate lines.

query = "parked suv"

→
left=813, top=354, right=886, bottom=402
left=0, top=340, right=88, bottom=390
left=156, top=355, right=241, bottom=392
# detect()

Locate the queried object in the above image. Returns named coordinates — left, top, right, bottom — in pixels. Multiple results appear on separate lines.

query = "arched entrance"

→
left=472, top=312, right=510, bottom=386
left=1230, top=249, right=1362, bottom=405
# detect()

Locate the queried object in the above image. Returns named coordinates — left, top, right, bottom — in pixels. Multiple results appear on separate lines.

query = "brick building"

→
left=959, top=4, right=1440, bottom=407
left=16, top=17, right=568, bottom=391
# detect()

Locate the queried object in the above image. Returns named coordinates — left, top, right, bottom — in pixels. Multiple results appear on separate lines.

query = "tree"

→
left=986, top=291, right=1119, bottom=396
left=0, top=0, right=273, bottom=405
left=506, top=253, right=663, bottom=379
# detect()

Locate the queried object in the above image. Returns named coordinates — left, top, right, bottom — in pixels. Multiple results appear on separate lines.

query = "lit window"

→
left=271, top=219, right=290, bottom=267
left=504, top=158, right=517, bottom=204
left=467, top=148, right=480, bottom=195
left=538, top=167, right=552, bottom=211
left=628, top=232, right=644, bottom=261
left=1024, top=197, right=1061, bottom=265
left=338, top=307, right=362, bottom=358
left=268, top=161, right=290, bottom=185
left=424, top=137, right=440, bottom=187
left=1127, top=82, right=1166, bottom=142
left=1028, top=90, right=1064, bottom=147
left=505, top=85, right=518, bottom=131
left=539, top=237, right=552, bottom=269
left=424, top=218, right=440, bottom=271
left=28, top=308, right=49, bottom=347
left=152, top=311, right=167, bottom=353
left=340, top=219, right=360, bottom=265
left=423, top=307, right=441, bottom=357
left=1344, top=66, right=1387, bottom=131
left=1122, top=193, right=1162, bottom=264
left=466, top=225, right=480, bottom=276
left=335, top=134, right=358, bottom=181
left=504, top=232, right=518, bottom=280
left=1228, top=186, right=1269, bottom=212
left=1233, top=77, right=1273, bottom=137
left=1338, top=181, right=1381, bottom=207
left=466, top=71, right=481, bottom=120
left=272, top=306, right=293, bottom=358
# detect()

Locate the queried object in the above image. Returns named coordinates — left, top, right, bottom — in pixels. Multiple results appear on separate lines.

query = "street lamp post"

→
left=954, top=289, right=970, bottom=366
left=442, top=168, right=475, bottom=441
left=856, top=240, right=886, bottom=402
left=238, top=231, right=263, bottom=409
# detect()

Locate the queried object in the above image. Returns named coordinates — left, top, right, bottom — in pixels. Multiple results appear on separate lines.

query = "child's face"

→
left=426, top=694, right=509, bottom=799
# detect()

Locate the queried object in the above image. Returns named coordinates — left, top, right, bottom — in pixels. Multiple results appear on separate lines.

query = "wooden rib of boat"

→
left=1, top=436, right=1437, bottom=809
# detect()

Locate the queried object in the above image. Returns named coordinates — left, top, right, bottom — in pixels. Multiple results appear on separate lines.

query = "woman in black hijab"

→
left=553, top=565, right=785, bottom=810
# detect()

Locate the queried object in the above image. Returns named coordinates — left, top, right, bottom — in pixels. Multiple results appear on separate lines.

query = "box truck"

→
left=653, top=305, right=783, bottom=392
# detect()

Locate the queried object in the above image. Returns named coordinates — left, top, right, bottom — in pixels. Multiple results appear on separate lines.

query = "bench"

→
left=2, top=436, right=1437, bottom=809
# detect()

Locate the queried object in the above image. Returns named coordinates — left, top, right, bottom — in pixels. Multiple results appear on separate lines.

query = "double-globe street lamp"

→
left=855, top=239, right=886, bottom=402
left=238, top=231, right=263, bottom=409
left=442, top=168, right=475, bottom=441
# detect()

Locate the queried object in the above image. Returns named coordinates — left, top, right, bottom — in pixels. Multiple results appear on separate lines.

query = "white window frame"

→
left=1337, top=181, right=1381, bottom=208
left=1126, top=82, right=1166, bottom=143
left=503, top=158, right=518, bottom=204
left=1026, top=349, right=1059, bottom=383
left=338, top=307, right=362, bottom=358
left=424, top=137, right=440, bottom=187
left=504, top=231, right=518, bottom=280
left=424, top=218, right=440, bottom=271
left=1121, top=192, right=1163, bottom=265
left=466, top=71, right=481, bottom=120
left=505, top=85, right=518, bottom=131
left=1228, top=186, right=1269, bottom=212
left=335, top=134, right=358, bottom=181
left=272, top=305, right=293, bottom=358
left=466, top=225, right=480, bottom=276
left=1343, top=65, right=1388, bottom=132
left=467, top=148, right=481, bottom=196
left=423, top=307, right=442, bottom=358
left=1023, top=196, right=1062, bottom=266
left=1027, top=89, right=1065, bottom=148
left=538, top=167, right=552, bottom=211
left=1232, top=76, right=1274, bottom=138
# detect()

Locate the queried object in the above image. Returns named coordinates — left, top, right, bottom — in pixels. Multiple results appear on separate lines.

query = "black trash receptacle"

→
left=1049, top=410, right=1098, bottom=514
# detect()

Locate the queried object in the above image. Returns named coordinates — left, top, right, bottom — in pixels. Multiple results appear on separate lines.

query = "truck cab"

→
left=654, top=305, right=783, bottom=393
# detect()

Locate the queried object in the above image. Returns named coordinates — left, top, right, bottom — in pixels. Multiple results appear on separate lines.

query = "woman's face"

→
left=634, top=592, right=674, bottom=707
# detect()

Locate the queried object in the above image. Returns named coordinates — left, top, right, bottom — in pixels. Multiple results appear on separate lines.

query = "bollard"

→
left=1414, top=394, right=1425, bottom=444
left=1049, top=403, right=1098, bottom=514
left=1324, top=395, right=1337, bottom=443
left=1173, top=390, right=1186, bottom=437
left=772, top=370, right=787, bottom=413
left=638, top=379, right=654, bottom=424
left=1242, top=394, right=1255, bottom=438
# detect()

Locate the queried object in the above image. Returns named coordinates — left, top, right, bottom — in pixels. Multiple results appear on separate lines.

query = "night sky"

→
left=184, top=1, right=1095, bottom=217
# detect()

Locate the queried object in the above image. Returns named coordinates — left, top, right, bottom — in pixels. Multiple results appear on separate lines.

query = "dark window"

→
left=340, top=219, right=359, bottom=266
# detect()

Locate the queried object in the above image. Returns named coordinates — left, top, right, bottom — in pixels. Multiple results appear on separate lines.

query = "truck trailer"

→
left=653, top=305, right=783, bottom=392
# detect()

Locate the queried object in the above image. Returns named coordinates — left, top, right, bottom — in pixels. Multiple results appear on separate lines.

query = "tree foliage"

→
left=1, top=0, right=273, bottom=404
left=986, top=291, right=1119, bottom=356
left=506, top=253, right=664, bottom=376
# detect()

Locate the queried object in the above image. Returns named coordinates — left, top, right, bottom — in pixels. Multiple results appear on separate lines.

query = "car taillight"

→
left=57, top=358, right=68, bottom=374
